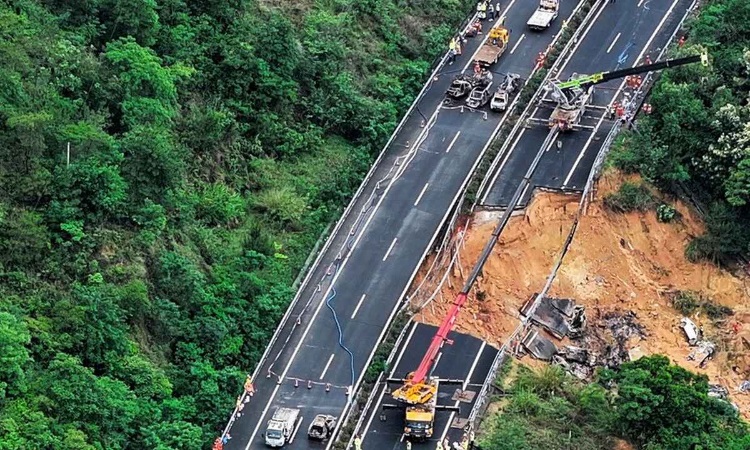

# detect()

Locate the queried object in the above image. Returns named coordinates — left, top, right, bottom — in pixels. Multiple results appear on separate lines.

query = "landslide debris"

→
left=414, top=171, right=750, bottom=417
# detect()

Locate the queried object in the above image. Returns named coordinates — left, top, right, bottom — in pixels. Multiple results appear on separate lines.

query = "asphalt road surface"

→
left=481, top=0, right=694, bottom=207
left=358, top=323, right=498, bottom=450
left=223, top=1, right=581, bottom=448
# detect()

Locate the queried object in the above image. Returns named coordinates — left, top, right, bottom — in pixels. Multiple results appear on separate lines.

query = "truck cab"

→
left=404, top=408, right=434, bottom=440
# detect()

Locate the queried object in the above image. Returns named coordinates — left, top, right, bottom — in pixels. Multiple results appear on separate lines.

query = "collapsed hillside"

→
left=416, top=171, right=750, bottom=417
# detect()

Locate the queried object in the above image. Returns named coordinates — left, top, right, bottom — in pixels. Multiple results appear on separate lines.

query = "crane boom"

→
left=556, top=54, right=703, bottom=90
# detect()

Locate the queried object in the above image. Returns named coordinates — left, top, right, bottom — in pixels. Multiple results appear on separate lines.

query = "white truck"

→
left=264, top=407, right=301, bottom=448
left=527, top=0, right=559, bottom=30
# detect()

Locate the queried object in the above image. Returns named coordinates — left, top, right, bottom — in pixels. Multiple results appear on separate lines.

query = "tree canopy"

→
left=0, top=0, right=469, bottom=447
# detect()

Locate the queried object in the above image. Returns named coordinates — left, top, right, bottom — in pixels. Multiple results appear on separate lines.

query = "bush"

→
left=656, top=203, right=678, bottom=222
left=603, top=182, right=656, bottom=213
left=671, top=290, right=700, bottom=315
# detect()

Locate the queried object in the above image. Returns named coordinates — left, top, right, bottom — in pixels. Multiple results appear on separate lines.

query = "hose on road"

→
left=325, top=287, right=356, bottom=386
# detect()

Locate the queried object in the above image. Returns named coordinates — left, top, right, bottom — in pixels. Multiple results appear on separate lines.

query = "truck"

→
left=490, top=73, right=520, bottom=112
left=475, top=26, right=510, bottom=67
left=264, top=407, right=301, bottom=448
left=548, top=73, right=593, bottom=131
left=400, top=377, right=439, bottom=441
left=527, top=0, right=559, bottom=30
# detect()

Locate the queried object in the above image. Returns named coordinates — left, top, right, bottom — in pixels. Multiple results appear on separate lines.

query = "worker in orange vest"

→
left=678, top=35, right=686, bottom=47
left=536, top=52, right=545, bottom=69
left=213, top=438, right=224, bottom=450
left=473, top=61, right=481, bottom=75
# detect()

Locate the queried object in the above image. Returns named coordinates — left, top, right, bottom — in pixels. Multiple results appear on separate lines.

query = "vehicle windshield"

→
left=267, top=430, right=283, bottom=439
left=406, top=421, right=429, bottom=429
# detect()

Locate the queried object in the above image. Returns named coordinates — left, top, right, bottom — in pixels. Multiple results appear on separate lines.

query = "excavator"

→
left=540, top=52, right=707, bottom=131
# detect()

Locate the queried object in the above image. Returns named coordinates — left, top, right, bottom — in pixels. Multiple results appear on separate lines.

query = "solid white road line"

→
left=414, top=183, right=430, bottom=206
left=445, top=131, right=461, bottom=153
left=437, top=342, right=487, bottom=446
left=351, top=294, right=367, bottom=319
left=637, top=0, right=646, bottom=7
left=319, top=354, right=335, bottom=380
left=606, top=32, right=621, bottom=53
left=383, top=237, right=398, bottom=261
left=361, top=324, right=419, bottom=438
left=563, top=0, right=682, bottom=187
left=289, top=415, right=304, bottom=444
left=510, top=33, right=526, bottom=54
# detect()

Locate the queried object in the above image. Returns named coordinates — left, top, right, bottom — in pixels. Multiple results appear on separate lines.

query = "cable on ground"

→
left=324, top=287, right=356, bottom=386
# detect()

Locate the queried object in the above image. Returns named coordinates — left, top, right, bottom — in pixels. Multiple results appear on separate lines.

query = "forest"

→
left=610, top=0, right=750, bottom=264
left=2, top=0, right=749, bottom=448
left=481, top=357, right=750, bottom=450
left=0, top=0, right=469, bottom=447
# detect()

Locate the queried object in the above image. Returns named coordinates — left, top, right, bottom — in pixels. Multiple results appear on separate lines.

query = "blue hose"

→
left=325, top=287, right=356, bottom=386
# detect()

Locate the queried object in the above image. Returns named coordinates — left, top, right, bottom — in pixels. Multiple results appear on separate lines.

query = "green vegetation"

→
left=603, top=181, right=657, bottom=212
left=481, top=356, right=750, bottom=450
left=608, top=0, right=750, bottom=264
left=671, top=290, right=734, bottom=320
left=0, top=0, right=470, bottom=447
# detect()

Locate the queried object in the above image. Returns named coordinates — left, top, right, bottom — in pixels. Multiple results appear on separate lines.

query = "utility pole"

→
left=66, top=142, right=71, bottom=167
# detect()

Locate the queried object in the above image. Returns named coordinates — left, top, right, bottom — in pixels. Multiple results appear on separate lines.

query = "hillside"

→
left=0, top=0, right=471, bottom=447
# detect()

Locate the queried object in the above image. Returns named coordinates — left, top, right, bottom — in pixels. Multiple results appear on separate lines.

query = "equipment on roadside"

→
left=538, top=53, right=705, bottom=131
left=527, top=0, right=559, bottom=30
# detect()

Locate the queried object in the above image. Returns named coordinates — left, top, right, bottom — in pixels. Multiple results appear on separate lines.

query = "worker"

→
left=477, top=1, right=487, bottom=19
left=354, top=435, right=362, bottom=450
left=495, top=2, right=501, bottom=17
left=678, top=35, right=686, bottom=47
left=213, top=438, right=223, bottom=450
left=406, top=440, right=412, bottom=450
left=448, top=48, right=457, bottom=65
left=488, top=3, right=495, bottom=21
left=443, top=438, right=450, bottom=449
left=644, top=54, right=652, bottom=65
left=536, top=52, right=545, bottom=69
left=455, top=38, right=462, bottom=55
left=473, top=61, right=482, bottom=75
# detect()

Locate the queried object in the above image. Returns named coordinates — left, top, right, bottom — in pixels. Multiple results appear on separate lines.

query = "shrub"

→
left=603, top=182, right=656, bottom=213
left=656, top=203, right=678, bottom=222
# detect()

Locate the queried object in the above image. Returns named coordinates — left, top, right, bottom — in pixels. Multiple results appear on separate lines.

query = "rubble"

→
left=521, top=328, right=558, bottom=360
left=739, top=381, right=750, bottom=393
left=687, top=340, right=716, bottom=369
left=708, top=384, right=729, bottom=400
left=520, top=296, right=587, bottom=339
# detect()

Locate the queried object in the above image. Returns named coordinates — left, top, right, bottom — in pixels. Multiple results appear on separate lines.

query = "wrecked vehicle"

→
left=307, top=414, right=336, bottom=441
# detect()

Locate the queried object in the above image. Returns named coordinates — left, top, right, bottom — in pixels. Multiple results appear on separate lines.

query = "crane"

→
left=545, top=52, right=706, bottom=130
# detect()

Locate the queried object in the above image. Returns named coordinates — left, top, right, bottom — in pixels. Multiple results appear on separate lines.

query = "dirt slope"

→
left=416, top=171, right=750, bottom=417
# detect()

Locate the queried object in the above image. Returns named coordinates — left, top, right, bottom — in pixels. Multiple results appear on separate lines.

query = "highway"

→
left=352, top=1, right=696, bottom=449
left=481, top=0, right=695, bottom=207
left=222, top=0, right=581, bottom=448
left=358, top=323, right=497, bottom=450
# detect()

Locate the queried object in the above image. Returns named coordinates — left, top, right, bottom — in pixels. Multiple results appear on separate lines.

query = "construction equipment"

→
left=490, top=73, right=521, bottom=112
left=475, top=26, right=510, bottom=67
left=307, top=414, right=337, bottom=441
left=542, top=53, right=704, bottom=131
left=527, top=0, right=559, bottom=30
left=466, top=71, right=494, bottom=109
left=264, top=407, right=301, bottom=447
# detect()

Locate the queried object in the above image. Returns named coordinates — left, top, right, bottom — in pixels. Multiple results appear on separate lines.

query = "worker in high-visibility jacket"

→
left=354, top=435, right=362, bottom=450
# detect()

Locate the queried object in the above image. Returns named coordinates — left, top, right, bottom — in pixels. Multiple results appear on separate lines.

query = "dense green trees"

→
left=0, top=0, right=469, bottom=447
left=481, top=357, right=749, bottom=450
left=609, top=0, right=750, bottom=263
